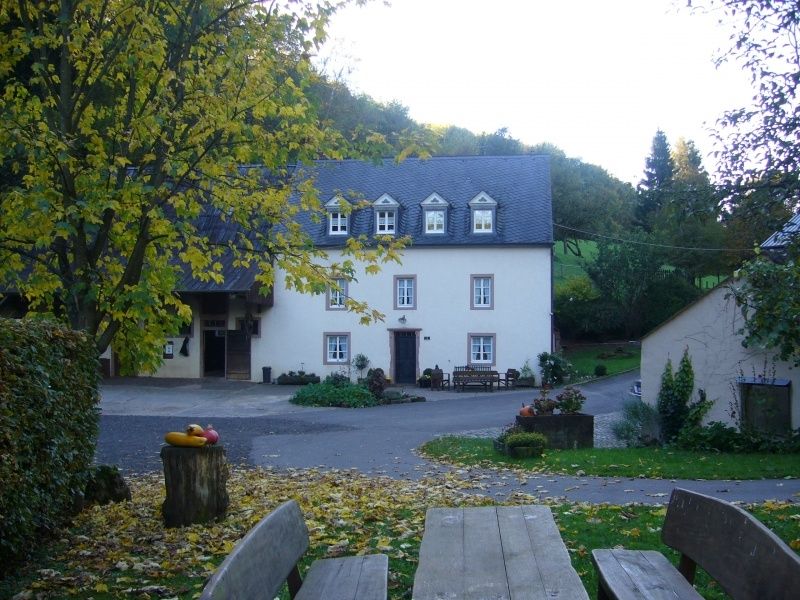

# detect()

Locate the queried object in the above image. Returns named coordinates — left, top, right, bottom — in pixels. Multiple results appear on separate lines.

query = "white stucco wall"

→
left=252, top=246, right=552, bottom=383
left=151, top=296, right=203, bottom=378
left=641, top=285, right=799, bottom=428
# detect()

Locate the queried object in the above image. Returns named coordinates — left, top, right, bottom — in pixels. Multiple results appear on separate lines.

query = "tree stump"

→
left=160, top=445, right=229, bottom=528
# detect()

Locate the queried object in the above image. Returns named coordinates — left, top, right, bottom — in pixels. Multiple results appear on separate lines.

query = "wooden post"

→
left=160, top=445, right=229, bottom=528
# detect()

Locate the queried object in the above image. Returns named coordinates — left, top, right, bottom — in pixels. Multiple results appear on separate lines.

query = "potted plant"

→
left=504, top=431, right=547, bottom=458
left=352, top=353, right=370, bottom=381
left=516, top=359, right=537, bottom=388
left=516, top=385, right=594, bottom=449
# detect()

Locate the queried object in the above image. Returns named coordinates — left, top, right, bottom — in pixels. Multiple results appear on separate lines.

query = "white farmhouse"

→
left=145, top=156, right=554, bottom=384
left=641, top=214, right=800, bottom=433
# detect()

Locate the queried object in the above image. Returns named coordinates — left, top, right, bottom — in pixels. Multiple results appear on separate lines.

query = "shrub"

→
left=612, top=398, right=661, bottom=447
left=351, top=353, right=370, bottom=379
left=533, top=388, right=557, bottom=414
left=675, top=422, right=800, bottom=453
left=276, top=371, right=321, bottom=385
left=504, top=432, right=547, bottom=455
left=556, top=386, right=586, bottom=414
left=497, top=424, right=524, bottom=443
left=324, top=372, right=351, bottom=387
left=366, top=367, right=387, bottom=399
left=537, top=351, right=573, bottom=386
left=418, top=367, right=433, bottom=388
left=290, top=382, right=378, bottom=408
left=594, top=364, right=608, bottom=377
left=0, top=318, right=100, bottom=570
left=656, top=349, right=694, bottom=442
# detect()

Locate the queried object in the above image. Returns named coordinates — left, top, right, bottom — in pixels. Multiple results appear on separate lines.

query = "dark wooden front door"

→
left=203, top=330, right=226, bottom=377
left=225, top=330, right=251, bottom=380
left=394, top=331, right=417, bottom=384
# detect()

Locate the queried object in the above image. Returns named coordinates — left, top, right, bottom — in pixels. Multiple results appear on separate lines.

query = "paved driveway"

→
left=97, top=372, right=800, bottom=504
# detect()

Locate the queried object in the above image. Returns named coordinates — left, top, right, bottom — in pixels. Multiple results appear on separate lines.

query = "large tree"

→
left=689, top=0, right=800, bottom=363
left=0, top=0, right=405, bottom=373
left=636, top=129, right=675, bottom=229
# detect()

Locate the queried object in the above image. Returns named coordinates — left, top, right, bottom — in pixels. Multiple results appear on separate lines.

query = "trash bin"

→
left=262, top=366, right=272, bottom=383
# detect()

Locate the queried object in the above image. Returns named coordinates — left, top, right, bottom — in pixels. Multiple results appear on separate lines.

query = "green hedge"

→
left=0, top=318, right=100, bottom=570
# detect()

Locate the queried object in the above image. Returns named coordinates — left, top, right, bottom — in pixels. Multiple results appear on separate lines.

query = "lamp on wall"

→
left=398, top=315, right=407, bottom=325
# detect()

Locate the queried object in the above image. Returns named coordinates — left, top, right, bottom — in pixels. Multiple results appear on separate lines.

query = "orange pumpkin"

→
left=518, top=404, right=535, bottom=417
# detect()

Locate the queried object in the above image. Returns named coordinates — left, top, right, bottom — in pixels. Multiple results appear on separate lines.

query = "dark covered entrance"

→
left=394, top=330, right=418, bottom=384
left=203, top=329, right=226, bottom=377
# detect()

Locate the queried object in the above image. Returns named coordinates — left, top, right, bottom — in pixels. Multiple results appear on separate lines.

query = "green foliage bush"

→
left=504, top=432, right=547, bottom=454
left=276, top=371, right=321, bottom=385
left=555, top=386, right=586, bottom=414
left=324, top=372, right=351, bottom=387
left=537, top=352, right=573, bottom=386
left=612, top=398, right=661, bottom=447
left=676, top=422, right=800, bottom=453
left=0, top=318, right=100, bottom=570
left=656, top=349, right=694, bottom=442
left=594, top=364, right=608, bottom=377
left=366, top=367, right=387, bottom=399
left=290, top=381, right=378, bottom=408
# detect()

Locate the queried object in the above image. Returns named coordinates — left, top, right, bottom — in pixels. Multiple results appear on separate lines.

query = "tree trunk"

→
left=160, top=445, right=229, bottom=528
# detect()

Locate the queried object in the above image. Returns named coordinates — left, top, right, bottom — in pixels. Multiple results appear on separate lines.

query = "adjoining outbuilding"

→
left=641, top=214, right=800, bottom=434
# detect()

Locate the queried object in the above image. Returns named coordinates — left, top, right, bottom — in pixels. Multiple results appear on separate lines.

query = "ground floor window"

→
left=324, top=333, right=350, bottom=364
left=469, top=334, right=495, bottom=365
left=739, top=378, right=792, bottom=435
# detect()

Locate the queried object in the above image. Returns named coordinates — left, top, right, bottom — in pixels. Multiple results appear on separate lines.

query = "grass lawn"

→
left=2, top=468, right=798, bottom=600
left=553, top=239, right=598, bottom=283
left=562, top=343, right=640, bottom=378
left=420, top=437, right=800, bottom=480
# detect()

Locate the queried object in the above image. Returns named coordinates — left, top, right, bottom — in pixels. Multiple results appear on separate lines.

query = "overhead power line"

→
left=553, top=224, right=756, bottom=253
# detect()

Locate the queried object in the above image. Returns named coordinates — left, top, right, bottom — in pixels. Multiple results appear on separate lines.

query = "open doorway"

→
left=203, top=329, right=226, bottom=377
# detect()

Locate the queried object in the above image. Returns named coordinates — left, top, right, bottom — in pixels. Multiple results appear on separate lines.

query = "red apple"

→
left=201, top=424, right=220, bottom=444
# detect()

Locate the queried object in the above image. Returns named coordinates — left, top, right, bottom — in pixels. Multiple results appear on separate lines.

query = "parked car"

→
left=629, top=379, right=642, bottom=400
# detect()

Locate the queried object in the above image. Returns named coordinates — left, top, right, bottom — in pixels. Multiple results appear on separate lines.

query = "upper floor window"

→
left=325, top=196, right=350, bottom=236
left=469, top=334, right=495, bottom=365
left=425, top=210, right=445, bottom=233
left=469, top=192, right=497, bottom=234
left=471, top=275, right=494, bottom=309
left=395, top=275, right=416, bottom=309
left=329, top=211, right=348, bottom=235
left=376, top=210, right=396, bottom=234
left=374, top=193, right=399, bottom=235
left=421, top=193, right=449, bottom=235
left=327, top=278, right=348, bottom=310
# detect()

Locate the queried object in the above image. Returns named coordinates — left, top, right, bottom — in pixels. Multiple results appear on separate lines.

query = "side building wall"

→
left=641, top=285, right=799, bottom=429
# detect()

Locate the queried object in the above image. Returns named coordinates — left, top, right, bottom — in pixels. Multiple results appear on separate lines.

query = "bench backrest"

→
left=662, top=488, right=800, bottom=600
left=199, top=500, right=309, bottom=599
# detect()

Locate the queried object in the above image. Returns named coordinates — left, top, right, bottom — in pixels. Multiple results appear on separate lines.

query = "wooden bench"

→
left=200, top=500, right=388, bottom=600
left=592, top=487, right=800, bottom=600
left=452, top=365, right=499, bottom=392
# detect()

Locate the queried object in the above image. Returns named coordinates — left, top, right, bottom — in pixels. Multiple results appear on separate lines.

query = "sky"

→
left=317, top=0, right=754, bottom=185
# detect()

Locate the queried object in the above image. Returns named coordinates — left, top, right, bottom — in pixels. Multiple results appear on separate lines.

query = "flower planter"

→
left=515, top=414, right=594, bottom=449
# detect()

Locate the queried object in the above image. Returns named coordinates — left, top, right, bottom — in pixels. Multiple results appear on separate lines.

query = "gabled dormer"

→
left=373, top=193, right=399, bottom=235
left=325, top=195, right=350, bottom=236
left=469, top=192, right=497, bottom=234
left=421, top=192, right=450, bottom=234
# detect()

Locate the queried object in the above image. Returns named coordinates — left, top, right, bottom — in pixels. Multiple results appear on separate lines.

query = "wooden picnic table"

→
left=412, top=505, right=589, bottom=600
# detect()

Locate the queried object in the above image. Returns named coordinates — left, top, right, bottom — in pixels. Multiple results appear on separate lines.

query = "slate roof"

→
left=295, top=155, right=553, bottom=247
left=177, top=155, right=551, bottom=292
left=761, top=212, right=800, bottom=251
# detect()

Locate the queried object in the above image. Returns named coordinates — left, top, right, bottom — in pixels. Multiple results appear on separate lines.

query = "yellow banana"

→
left=186, top=423, right=204, bottom=436
left=164, top=431, right=207, bottom=447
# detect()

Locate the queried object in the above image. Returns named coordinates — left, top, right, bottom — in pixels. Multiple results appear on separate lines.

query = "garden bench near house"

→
left=591, top=487, right=800, bottom=600
left=452, top=365, right=499, bottom=392
left=199, top=500, right=388, bottom=600
left=498, top=368, right=520, bottom=388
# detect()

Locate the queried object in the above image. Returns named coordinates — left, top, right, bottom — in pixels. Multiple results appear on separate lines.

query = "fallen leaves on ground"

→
left=5, top=466, right=799, bottom=600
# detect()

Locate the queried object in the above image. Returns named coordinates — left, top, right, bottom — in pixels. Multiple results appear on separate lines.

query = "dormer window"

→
left=374, top=194, right=399, bottom=235
left=469, top=192, right=497, bottom=234
left=421, top=193, right=450, bottom=235
left=325, top=196, right=349, bottom=236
